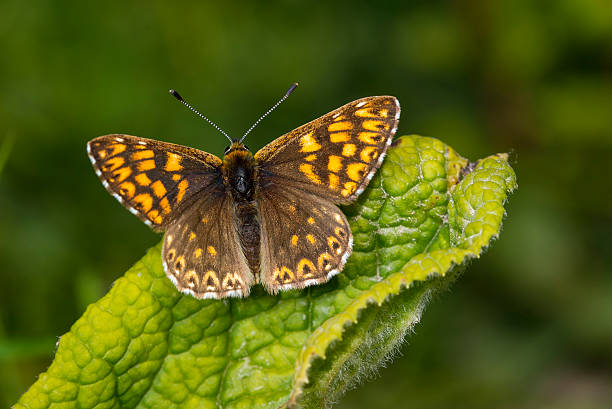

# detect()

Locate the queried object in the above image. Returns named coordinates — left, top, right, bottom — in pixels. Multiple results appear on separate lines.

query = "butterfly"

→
left=87, top=85, right=400, bottom=299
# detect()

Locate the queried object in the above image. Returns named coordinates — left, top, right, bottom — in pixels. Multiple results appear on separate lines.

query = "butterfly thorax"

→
left=222, top=141, right=260, bottom=274
left=222, top=142, right=257, bottom=200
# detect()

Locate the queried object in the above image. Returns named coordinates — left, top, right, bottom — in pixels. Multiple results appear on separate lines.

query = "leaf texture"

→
left=15, top=135, right=517, bottom=409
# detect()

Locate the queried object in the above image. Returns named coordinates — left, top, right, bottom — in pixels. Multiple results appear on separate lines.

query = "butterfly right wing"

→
left=255, top=96, right=399, bottom=205
left=257, top=182, right=352, bottom=294
left=162, top=189, right=254, bottom=299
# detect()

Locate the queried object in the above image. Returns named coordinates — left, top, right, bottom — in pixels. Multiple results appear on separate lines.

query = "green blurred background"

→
left=1, top=0, right=611, bottom=407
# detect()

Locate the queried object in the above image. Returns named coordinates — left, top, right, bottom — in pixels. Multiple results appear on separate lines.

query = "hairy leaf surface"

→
left=16, top=135, right=517, bottom=409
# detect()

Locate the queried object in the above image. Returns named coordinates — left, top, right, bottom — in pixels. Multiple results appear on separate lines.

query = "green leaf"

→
left=15, top=135, right=516, bottom=409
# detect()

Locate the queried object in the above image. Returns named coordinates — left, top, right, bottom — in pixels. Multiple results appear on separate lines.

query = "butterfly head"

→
left=224, top=140, right=251, bottom=156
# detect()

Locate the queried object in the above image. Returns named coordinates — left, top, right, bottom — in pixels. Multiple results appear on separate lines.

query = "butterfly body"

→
left=222, top=142, right=261, bottom=273
left=88, top=96, right=400, bottom=299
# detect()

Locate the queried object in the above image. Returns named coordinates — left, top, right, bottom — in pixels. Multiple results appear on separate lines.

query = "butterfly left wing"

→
left=87, top=134, right=222, bottom=230
left=255, top=96, right=400, bottom=205
left=257, top=183, right=352, bottom=294
left=162, top=190, right=254, bottom=299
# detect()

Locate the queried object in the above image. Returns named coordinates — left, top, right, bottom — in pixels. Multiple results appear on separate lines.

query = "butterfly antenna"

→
left=169, top=89, right=233, bottom=143
left=240, top=82, right=298, bottom=142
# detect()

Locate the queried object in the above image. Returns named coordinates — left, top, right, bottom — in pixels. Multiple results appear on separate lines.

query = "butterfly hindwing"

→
left=87, top=134, right=222, bottom=230
left=255, top=96, right=400, bottom=205
left=258, top=183, right=352, bottom=293
left=161, top=191, right=254, bottom=299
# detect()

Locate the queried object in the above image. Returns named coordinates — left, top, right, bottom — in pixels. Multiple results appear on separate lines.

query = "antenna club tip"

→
left=285, top=83, right=299, bottom=97
left=169, top=89, right=184, bottom=101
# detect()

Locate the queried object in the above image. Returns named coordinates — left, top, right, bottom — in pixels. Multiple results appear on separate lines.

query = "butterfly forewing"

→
left=258, top=183, right=352, bottom=293
left=87, top=134, right=222, bottom=230
left=255, top=96, right=400, bottom=205
left=162, top=192, right=254, bottom=299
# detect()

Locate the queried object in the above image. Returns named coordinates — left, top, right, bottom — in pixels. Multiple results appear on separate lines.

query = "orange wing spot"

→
left=328, top=155, right=343, bottom=173
left=305, top=154, right=317, bottom=162
left=288, top=204, right=296, bottom=213
left=334, top=213, right=344, bottom=224
left=299, top=132, right=321, bottom=152
left=119, top=181, right=136, bottom=198
left=363, top=120, right=389, bottom=131
left=184, top=270, right=199, bottom=288
left=113, top=166, right=132, bottom=183
left=189, top=232, right=196, bottom=241
left=334, top=226, right=347, bottom=238
left=166, top=247, right=176, bottom=261
left=151, top=180, right=167, bottom=198
left=174, top=255, right=186, bottom=271
left=341, top=181, right=357, bottom=197
left=273, top=267, right=295, bottom=284
left=103, top=156, right=124, bottom=172
left=133, top=193, right=153, bottom=213
left=333, top=114, right=347, bottom=121
left=355, top=108, right=379, bottom=118
left=281, top=267, right=295, bottom=283
left=160, top=197, right=171, bottom=214
left=358, top=132, right=383, bottom=145
left=306, top=234, right=316, bottom=244
left=223, top=272, right=242, bottom=290
left=342, top=143, right=357, bottom=157
left=207, top=246, right=217, bottom=256
left=328, top=121, right=353, bottom=132
left=202, top=216, right=208, bottom=224
left=347, top=162, right=368, bottom=182
left=172, top=174, right=181, bottom=181
left=329, top=173, right=340, bottom=190
left=135, top=173, right=152, bottom=186
left=317, top=252, right=333, bottom=272
left=297, top=258, right=316, bottom=279
left=379, top=109, right=389, bottom=118
left=232, top=273, right=246, bottom=289
left=291, top=235, right=298, bottom=246
left=108, top=143, right=127, bottom=156
left=203, top=270, right=220, bottom=290
left=98, top=150, right=107, bottom=159
left=194, top=248, right=203, bottom=258
left=360, top=146, right=379, bottom=163
left=138, top=160, right=156, bottom=171
left=307, top=217, right=315, bottom=224
left=131, top=150, right=154, bottom=161
left=147, top=209, right=162, bottom=224
left=299, top=163, right=321, bottom=184
left=176, top=179, right=189, bottom=203
left=330, top=132, right=351, bottom=143
left=328, top=236, right=343, bottom=255
left=165, top=152, right=183, bottom=171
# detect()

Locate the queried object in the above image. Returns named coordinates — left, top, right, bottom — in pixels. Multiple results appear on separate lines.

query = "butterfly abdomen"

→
left=234, top=199, right=260, bottom=274
left=222, top=144, right=261, bottom=274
